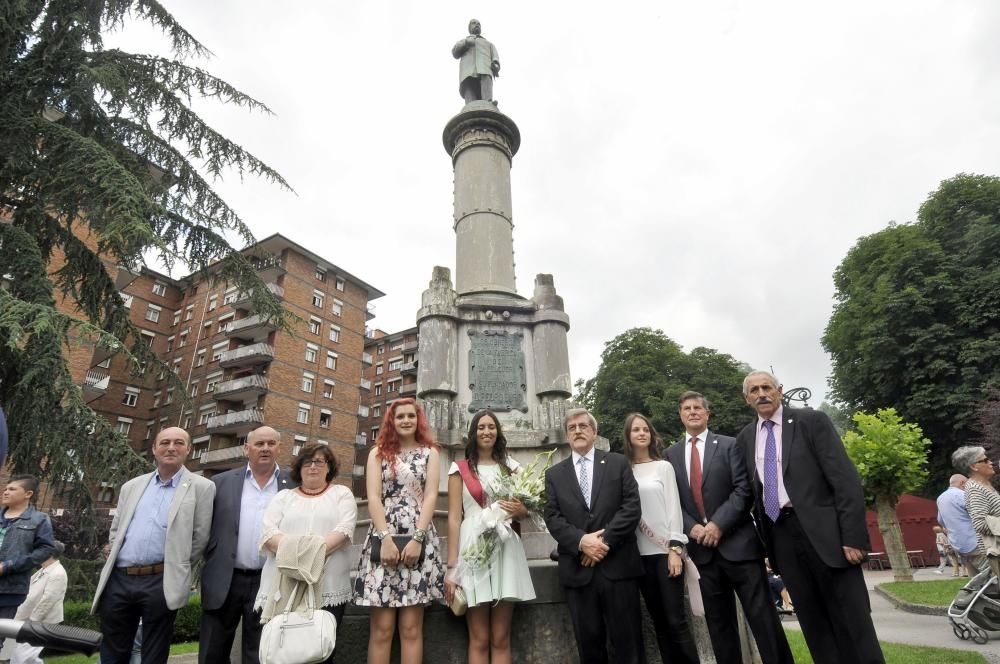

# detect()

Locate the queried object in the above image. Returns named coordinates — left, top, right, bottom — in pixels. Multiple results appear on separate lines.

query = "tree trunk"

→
left=875, top=494, right=913, bottom=582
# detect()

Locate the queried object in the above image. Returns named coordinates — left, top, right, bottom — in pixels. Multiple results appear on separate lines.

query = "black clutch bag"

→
left=370, top=533, right=426, bottom=565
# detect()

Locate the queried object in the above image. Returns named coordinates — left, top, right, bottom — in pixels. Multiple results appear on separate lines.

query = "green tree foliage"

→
left=0, top=1, right=289, bottom=529
left=844, top=408, right=929, bottom=582
left=818, top=401, right=853, bottom=437
left=575, top=327, right=751, bottom=450
left=823, top=174, right=1000, bottom=490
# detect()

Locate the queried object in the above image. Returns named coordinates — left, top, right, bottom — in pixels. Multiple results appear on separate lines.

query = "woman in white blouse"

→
left=257, top=443, right=358, bottom=663
left=622, top=412, right=699, bottom=664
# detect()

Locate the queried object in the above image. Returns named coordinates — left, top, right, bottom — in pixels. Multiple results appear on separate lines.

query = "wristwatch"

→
left=413, top=527, right=427, bottom=543
left=375, top=529, right=390, bottom=539
left=669, top=545, right=685, bottom=556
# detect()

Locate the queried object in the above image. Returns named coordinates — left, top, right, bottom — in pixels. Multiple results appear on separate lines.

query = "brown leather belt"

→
left=118, top=563, right=165, bottom=576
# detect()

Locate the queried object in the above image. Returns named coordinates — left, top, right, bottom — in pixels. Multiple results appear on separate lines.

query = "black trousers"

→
left=697, top=552, right=793, bottom=664
left=318, top=603, right=347, bottom=664
left=638, top=554, right=698, bottom=664
left=98, top=570, right=177, bottom=664
left=772, top=511, right=885, bottom=664
left=199, top=569, right=264, bottom=664
left=564, top=573, right=645, bottom=664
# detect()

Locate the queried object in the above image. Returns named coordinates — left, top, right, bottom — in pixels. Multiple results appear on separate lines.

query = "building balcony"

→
left=366, top=303, right=376, bottom=321
left=400, top=362, right=417, bottom=376
left=212, top=374, right=269, bottom=402
left=218, top=343, right=274, bottom=368
left=356, top=434, right=367, bottom=447
left=403, top=341, right=419, bottom=353
left=82, top=369, right=110, bottom=402
left=362, top=352, right=373, bottom=366
left=201, top=444, right=248, bottom=466
left=358, top=405, right=369, bottom=418
left=230, top=282, right=284, bottom=311
left=360, top=378, right=372, bottom=391
left=206, top=408, right=263, bottom=434
left=400, top=382, right=417, bottom=396
left=251, top=254, right=286, bottom=281
left=226, top=314, right=278, bottom=343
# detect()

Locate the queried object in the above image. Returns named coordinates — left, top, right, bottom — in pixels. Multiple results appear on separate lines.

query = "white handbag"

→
left=259, top=579, right=337, bottom=664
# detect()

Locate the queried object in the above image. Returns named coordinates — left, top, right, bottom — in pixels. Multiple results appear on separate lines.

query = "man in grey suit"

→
left=92, top=427, right=215, bottom=664
left=665, top=391, right=793, bottom=664
left=199, top=426, right=295, bottom=664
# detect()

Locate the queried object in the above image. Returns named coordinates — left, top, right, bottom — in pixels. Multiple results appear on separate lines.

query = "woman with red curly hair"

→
left=354, top=398, right=444, bottom=664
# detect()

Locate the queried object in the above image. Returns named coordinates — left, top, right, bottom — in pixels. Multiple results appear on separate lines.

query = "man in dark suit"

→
left=199, top=426, right=295, bottom=664
left=736, top=371, right=884, bottom=664
left=666, top=391, right=793, bottom=664
left=543, top=408, right=645, bottom=664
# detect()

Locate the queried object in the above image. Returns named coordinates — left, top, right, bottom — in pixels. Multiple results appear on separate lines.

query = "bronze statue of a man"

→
left=452, top=19, right=500, bottom=104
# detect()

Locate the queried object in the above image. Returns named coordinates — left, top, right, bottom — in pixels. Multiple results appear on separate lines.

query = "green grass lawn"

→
left=785, top=629, right=986, bottom=663
left=880, top=578, right=968, bottom=607
left=45, top=641, right=198, bottom=664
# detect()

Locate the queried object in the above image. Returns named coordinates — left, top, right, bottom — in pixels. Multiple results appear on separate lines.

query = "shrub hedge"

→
left=63, top=595, right=202, bottom=644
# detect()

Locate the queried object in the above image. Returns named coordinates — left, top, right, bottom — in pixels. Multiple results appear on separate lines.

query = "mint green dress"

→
left=449, top=461, right=536, bottom=606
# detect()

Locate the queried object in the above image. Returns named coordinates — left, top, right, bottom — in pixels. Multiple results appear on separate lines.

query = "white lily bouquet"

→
left=460, top=449, right=557, bottom=570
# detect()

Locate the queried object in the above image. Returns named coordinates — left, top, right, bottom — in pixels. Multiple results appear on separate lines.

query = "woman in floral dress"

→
left=444, top=410, right=535, bottom=664
left=354, top=398, right=444, bottom=664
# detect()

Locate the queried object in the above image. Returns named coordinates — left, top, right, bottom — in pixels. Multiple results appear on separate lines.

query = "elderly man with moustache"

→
left=665, top=391, right=793, bottom=664
left=199, top=426, right=296, bottom=664
left=736, top=371, right=884, bottom=664
left=544, top=408, right=645, bottom=664
left=92, top=427, right=215, bottom=664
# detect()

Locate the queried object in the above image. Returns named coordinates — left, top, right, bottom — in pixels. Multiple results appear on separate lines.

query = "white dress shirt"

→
left=235, top=464, right=280, bottom=570
left=754, top=406, right=792, bottom=509
left=683, top=431, right=707, bottom=482
left=572, top=447, right=596, bottom=507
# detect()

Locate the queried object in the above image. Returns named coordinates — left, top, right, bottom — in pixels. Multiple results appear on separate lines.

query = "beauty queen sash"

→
left=456, top=460, right=521, bottom=535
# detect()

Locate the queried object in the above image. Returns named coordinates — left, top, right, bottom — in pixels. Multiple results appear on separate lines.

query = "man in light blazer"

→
left=544, top=408, right=645, bottom=664
left=92, top=427, right=215, bottom=664
left=199, top=426, right=295, bottom=664
left=736, top=371, right=884, bottom=664
left=666, top=391, right=793, bottom=664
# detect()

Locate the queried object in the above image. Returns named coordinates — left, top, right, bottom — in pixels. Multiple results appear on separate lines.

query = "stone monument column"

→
left=445, top=102, right=520, bottom=296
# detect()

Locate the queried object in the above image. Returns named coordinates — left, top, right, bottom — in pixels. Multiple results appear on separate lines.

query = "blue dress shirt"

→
left=235, top=465, right=279, bottom=570
left=937, top=486, right=979, bottom=555
left=116, top=471, right=181, bottom=566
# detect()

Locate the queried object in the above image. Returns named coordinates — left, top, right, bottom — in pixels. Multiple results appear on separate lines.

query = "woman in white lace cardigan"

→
left=257, top=443, right=358, bottom=663
left=622, top=412, right=699, bottom=664
left=955, top=445, right=1000, bottom=579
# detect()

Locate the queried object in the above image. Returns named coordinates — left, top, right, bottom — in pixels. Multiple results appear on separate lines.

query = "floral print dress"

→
left=354, top=447, right=445, bottom=606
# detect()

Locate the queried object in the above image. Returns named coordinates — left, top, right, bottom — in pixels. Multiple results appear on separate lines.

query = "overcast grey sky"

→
left=111, top=1, right=1000, bottom=407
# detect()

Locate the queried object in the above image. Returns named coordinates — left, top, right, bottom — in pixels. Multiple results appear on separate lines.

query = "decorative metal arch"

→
left=781, top=387, right=812, bottom=408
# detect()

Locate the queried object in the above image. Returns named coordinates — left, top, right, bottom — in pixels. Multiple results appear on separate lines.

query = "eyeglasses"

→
left=975, top=458, right=992, bottom=465
left=567, top=423, right=592, bottom=432
left=303, top=459, right=328, bottom=467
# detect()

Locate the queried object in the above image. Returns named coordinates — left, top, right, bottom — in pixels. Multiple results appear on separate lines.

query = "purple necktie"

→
left=763, top=420, right=780, bottom=521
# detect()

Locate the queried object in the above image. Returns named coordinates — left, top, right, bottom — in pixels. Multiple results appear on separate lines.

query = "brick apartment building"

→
left=354, top=326, right=419, bottom=496
left=56, top=229, right=383, bottom=502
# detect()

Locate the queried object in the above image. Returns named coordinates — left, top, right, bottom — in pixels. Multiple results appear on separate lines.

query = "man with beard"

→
left=736, top=371, right=884, bottom=664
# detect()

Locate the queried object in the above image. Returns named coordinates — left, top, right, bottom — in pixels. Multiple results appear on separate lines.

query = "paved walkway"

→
left=779, top=568, right=1000, bottom=659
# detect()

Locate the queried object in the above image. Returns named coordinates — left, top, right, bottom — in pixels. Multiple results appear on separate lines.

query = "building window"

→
left=196, top=350, right=206, bottom=367
left=322, top=380, right=335, bottom=398
left=375, top=384, right=383, bottom=396
left=122, top=387, right=140, bottom=407
left=312, top=290, right=324, bottom=308
left=296, top=404, right=310, bottom=424
left=293, top=435, right=307, bottom=456
left=152, top=281, right=167, bottom=297
left=144, top=423, right=153, bottom=441
left=326, top=351, right=337, bottom=370
left=179, top=332, right=188, bottom=347
left=319, top=411, right=331, bottom=428
left=212, top=342, right=228, bottom=362
left=389, top=359, right=402, bottom=371
left=390, top=341, right=404, bottom=351
left=208, top=295, right=218, bottom=311
left=335, top=277, right=345, bottom=292
left=315, top=268, right=326, bottom=282
left=185, top=305, right=194, bottom=321
left=376, top=364, right=384, bottom=375
left=165, top=388, right=174, bottom=404
left=373, top=405, right=381, bottom=418
left=371, top=427, right=379, bottom=440
left=172, top=310, right=181, bottom=326
left=183, top=412, right=192, bottom=429
left=206, top=374, right=222, bottom=393
left=388, top=381, right=399, bottom=393
left=189, top=382, right=199, bottom=398
left=120, top=292, right=134, bottom=309
left=331, top=299, right=343, bottom=316
left=329, top=325, right=340, bottom=343
left=301, top=372, right=314, bottom=393
left=308, top=317, right=321, bottom=335
left=141, top=331, right=155, bottom=347
left=97, top=357, right=112, bottom=369
left=144, top=305, right=161, bottom=323
left=377, top=345, right=384, bottom=355
left=305, top=343, right=318, bottom=363
left=116, top=418, right=132, bottom=435
left=199, top=408, right=216, bottom=425
left=152, top=391, right=161, bottom=408
left=223, top=290, right=238, bottom=305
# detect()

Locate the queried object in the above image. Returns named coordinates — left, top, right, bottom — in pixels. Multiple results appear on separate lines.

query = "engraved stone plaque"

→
left=468, top=330, right=527, bottom=412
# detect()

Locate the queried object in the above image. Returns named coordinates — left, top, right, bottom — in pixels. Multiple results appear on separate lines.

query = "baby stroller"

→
left=948, top=567, right=1000, bottom=644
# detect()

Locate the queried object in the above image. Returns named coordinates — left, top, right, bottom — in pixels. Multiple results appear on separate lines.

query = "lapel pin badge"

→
left=600, top=459, right=606, bottom=464
left=787, top=419, right=793, bottom=424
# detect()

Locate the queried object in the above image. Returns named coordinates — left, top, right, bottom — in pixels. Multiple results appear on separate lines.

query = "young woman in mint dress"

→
left=445, top=410, right=535, bottom=664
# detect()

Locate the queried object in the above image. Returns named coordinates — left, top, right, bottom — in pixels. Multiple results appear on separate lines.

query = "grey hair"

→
left=742, top=371, right=780, bottom=396
left=564, top=408, right=598, bottom=433
left=949, top=474, right=967, bottom=488
left=952, top=446, right=986, bottom=475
